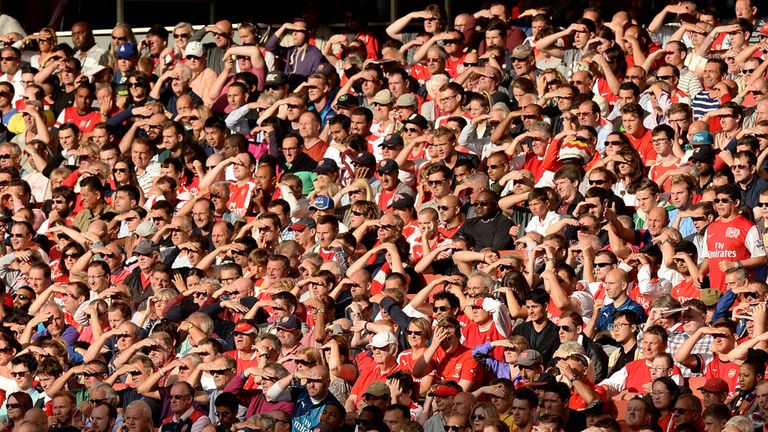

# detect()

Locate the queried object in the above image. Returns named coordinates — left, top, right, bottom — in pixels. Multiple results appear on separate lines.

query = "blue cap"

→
left=691, top=131, right=714, bottom=146
left=309, top=195, right=334, bottom=211
left=116, top=43, right=138, bottom=59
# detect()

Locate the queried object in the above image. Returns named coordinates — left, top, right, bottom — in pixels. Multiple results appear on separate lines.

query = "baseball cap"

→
left=335, top=93, right=358, bottom=109
left=475, top=66, right=501, bottom=81
left=428, top=384, right=461, bottom=398
left=389, top=194, right=415, bottom=210
left=699, top=288, right=722, bottom=307
left=517, top=349, right=544, bottom=367
left=367, top=332, right=397, bottom=349
left=373, top=89, right=395, bottom=105
left=234, top=322, right=257, bottom=335
left=380, top=133, right=404, bottom=148
left=313, top=158, right=339, bottom=174
left=276, top=315, right=301, bottom=331
left=364, top=381, right=391, bottom=398
left=377, top=159, right=399, bottom=174
left=265, top=71, right=288, bottom=87
left=185, top=41, right=204, bottom=58
left=691, top=131, right=714, bottom=146
left=353, top=151, right=376, bottom=166
left=289, top=217, right=317, bottom=231
left=116, top=43, right=138, bottom=59
left=511, top=46, right=533, bottom=60
left=133, top=239, right=158, bottom=256
left=395, top=93, right=418, bottom=108
left=699, top=377, right=729, bottom=393
left=689, top=145, right=715, bottom=162
left=309, top=195, right=334, bottom=211
left=403, top=113, right=429, bottom=130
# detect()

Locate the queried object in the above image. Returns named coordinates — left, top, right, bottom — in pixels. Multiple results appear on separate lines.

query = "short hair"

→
left=702, top=403, right=731, bottom=423
left=644, top=325, right=669, bottom=344
left=527, top=289, right=550, bottom=306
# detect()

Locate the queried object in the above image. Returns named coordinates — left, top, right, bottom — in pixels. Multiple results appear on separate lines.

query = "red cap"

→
left=428, top=384, right=460, bottom=398
left=234, top=322, right=257, bottom=335
left=699, top=378, right=729, bottom=393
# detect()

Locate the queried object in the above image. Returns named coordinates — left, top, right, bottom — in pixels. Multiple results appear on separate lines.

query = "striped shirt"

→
left=691, top=91, right=720, bottom=120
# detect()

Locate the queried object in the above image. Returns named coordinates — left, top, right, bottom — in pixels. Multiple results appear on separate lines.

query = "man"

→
left=55, top=83, right=102, bottom=133
left=71, top=22, right=104, bottom=75
left=511, top=290, right=560, bottom=361
left=435, top=82, right=470, bottom=127
left=305, top=73, right=335, bottom=127
left=346, top=332, right=400, bottom=411
left=189, top=20, right=234, bottom=74
left=267, top=365, right=339, bottom=432
left=672, top=394, right=703, bottom=429
left=536, top=18, right=596, bottom=78
left=160, top=382, right=211, bottom=432
left=666, top=300, right=712, bottom=377
left=676, top=316, right=741, bottom=392
left=298, top=111, right=329, bottom=163
left=591, top=269, right=647, bottom=335
left=50, top=392, right=79, bottom=431
left=150, top=64, right=203, bottom=116
left=89, top=404, right=117, bottom=432
left=622, top=103, right=656, bottom=165
left=510, top=387, right=538, bottom=432
left=73, top=177, right=113, bottom=232
left=413, top=29, right=467, bottom=77
left=413, top=318, right=482, bottom=391
left=732, top=150, right=768, bottom=210
left=457, top=190, right=515, bottom=250
left=703, top=184, right=766, bottom=292
left=692, top=59, right=727, bottom=120
left=599, top=325, right=681, bottom=398
left=375, top=159, right=415, bottom=209
left=0, top=48, right=22, bottom=100
left=663, top=41, right=703, bottom=99
left=200, top=152, right=257, bottom=217
left=124, top=240, right=160, bottom=310
left=266, top=19, right=324, bottom=79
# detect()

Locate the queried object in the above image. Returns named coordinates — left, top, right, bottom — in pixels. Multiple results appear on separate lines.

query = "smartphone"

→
left=164, top=53, right=173, bottom=65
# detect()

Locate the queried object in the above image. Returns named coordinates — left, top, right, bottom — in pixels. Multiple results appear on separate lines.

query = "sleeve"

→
left=711, top=289, right=737, bottom=323
left=571, top=291, right=595, bottom=318
left=472, top=342, right=509, bottom=378
left=480, top=297, right=513, bottom=337
left=460, top=353, right=483, bottom=382
left=189, top=27, right=208, bottom=43
left=265, top=35, right=287, bottom=58
left=745, top=225, right=765, bottom=257
left=379, top=296, right=412, bottom=332
left=598, top=366, right=628, bottom=397
left=225, top=104, right=251, bottom=134
left=637, top=264, right=670, bottom=298
left=54, top=109, right=66, bottom=127
left=541, top=138, right=563, bottom=171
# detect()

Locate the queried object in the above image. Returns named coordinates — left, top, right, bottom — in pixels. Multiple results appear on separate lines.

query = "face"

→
left=52, top=396, right=75, bottom=424
left=651, top=382, right=674, bottom=410
left=525, top=300, right=545, bottom=322
left=474, top=192, right=497, bottom=219
left=642, top=334, right=665, bottom=358
left=541, top=392, right=565, bottom=416
left=511, top=399, right=533, bottom=427
left=169, top=384, right=193, bottom=414
left=558, top=317, right=580, bottom=343
left=714, top=193, right=738, bottom=218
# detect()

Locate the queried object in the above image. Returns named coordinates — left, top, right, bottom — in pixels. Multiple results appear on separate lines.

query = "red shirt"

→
left=705, top=215, right=763, bottom=291
left=304, top=140, right=329, bottom=162
left=349, top=355, right=401, bottom=410
left=703, top=354, right=740, bottom=392
left=462, top=320, right=506, bottom=360
left=57, top=107, right=102, bottom=132
left=228, top=180, right=257, bottom=217
left=671, top=279, right=699, bottom=303
left=430, top=344, right=483, bottom=389
left=626, top=129, right=657, bottom=164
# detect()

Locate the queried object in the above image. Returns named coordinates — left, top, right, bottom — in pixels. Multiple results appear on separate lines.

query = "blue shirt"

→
left=290, top=386, right=339, bottom=432
left=595, top=297, right=647, bottom=332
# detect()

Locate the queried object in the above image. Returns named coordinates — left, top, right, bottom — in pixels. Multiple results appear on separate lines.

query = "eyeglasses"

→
left=173, top=33, right=190, bottom=39
left=713, top=198, right=732, bottom=204
left=10, top=371, right=29, bottom=377
left=185, top=55, right=202, bottom=60
left=608, top=322, right=631, bottom=330
left=445, top=426, right=466, bottom=432
left=89, top=398, right=107, bottom=404
left=433, top=306, right=449, bottom=312
left=14, top=294, right=31, bottom=301
left=169, top=394, right=191, bottom=400
left=672, top=408, right=693, bottom=415
left=732, top=164, right=750, bottom=171
left=351, top=210, right=365, bottom=217
left=589, top=179, right=607, bottom=186
left=463, top=62, right=478, bottom=67
left=476, top=200, right=494, bottom=207
left=406, top=330, right=423, bottom=336
left=0, top=154, right=14, bottom=159
left=112, top=168, right=127, bottom=174
left=111, top=35, right=128, bottom=42
left=559, top=325, right=574, bottom=332
left=9, top=233, right=25, bottom=239
left=438, top=205, right=452, bottom=211
left=5, top=403, right=21, bottom=409
left=742, top=291, right=759, bottom=300
left=404, top=127, right=420, bottom=133
left=286, top=104, right=301, bottom=109
left=470, top=415, right=486, bottom=421
left=487, top=164, right=504, bottom=170
left=210, top=369, right=232, bottom=375
left=427, top=179, right=446, bottom=186
left=1, top=56, right=18, bottom=61
left=378, top=224, right=395, bottom=230
left=656, top=75, right=675, bottom=80
left=63, top=253, right=81, bottom=259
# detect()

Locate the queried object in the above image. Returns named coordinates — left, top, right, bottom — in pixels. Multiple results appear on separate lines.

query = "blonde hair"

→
left=348, top=178, right=374, bottom=201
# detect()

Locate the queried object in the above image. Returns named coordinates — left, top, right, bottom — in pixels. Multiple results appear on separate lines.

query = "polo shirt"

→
left=595, top=297, right=647, bottom=332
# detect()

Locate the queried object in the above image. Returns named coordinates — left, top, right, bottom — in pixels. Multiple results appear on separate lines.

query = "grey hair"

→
left=200, top=277, right=222, bottom=290
left=529, top=121, right=552, bottom=137
left=725, top=416, right=753, bottom=432
left=90, top=381, right=118, bottom=404
left=174, top=63, right=193, bottom=82
left=469, top=270, right=495, bottom=290
left=254, top=414, right=276, bottom=430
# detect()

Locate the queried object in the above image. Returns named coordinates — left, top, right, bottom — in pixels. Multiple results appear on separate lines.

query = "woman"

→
left=727, top=356, right=764, bottom=416
left=650, top=376, right=680, bottom=432
left=0, top=392, right=33, bottom=432
left=396, top=317, right=434, bottom=395
left=133, top=288, right=177, bottom=332
left=23, top=28, right=58, bottom=69
left=111, top=159, right=142, bottom=194
left=459, top=92, right=493, bottom=156
left=592, top=46, right=627, bottom=105
left=609, top=148, right=644, bottom=207
left=155, top=22, right=194, bottom=74
left=472, top=336, right=530, bottom=385
left=0, top=331, right=20, bottom=393
left=470, top=402, right=500, bottom=432
left=100, top=24, right=138, bottom=70
left=179, top=105, right=210, bottom=145
left=334, top=180, right=376, bottom=226
left=125, top=72, right=151, bottom=107
left=51, top=242, right=86, bottom=283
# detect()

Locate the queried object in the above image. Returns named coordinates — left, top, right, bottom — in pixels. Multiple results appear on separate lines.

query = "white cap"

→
left=367, top=332, right=398, bottom=349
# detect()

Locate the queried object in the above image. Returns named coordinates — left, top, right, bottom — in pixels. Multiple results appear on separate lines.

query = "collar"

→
left=172, top=406, right=195, bottom=422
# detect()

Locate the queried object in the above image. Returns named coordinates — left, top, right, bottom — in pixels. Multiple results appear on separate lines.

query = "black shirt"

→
left=457, top=211, right=516, bottom=250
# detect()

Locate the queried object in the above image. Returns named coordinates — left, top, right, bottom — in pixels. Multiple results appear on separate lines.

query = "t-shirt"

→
left=55, top=107, right=102, bottom=132
left=227, top=181, right=257, bottom=217
left=430, top=345, right=483, bottom=388
left=699, top=353, right=740, bottom=392
left=703, top=216, right=765, bottom=291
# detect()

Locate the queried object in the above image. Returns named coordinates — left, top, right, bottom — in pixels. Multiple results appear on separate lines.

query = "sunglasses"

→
left=589, top=179, right=607, bottom=185
left=173, top=33, right=190, bottom=39
left=112, top=168, right=127, bottom=174
left=406, top=330, right=423, bottom=336
left=210, top=369, right=231, bottom=375
left=9, top=371, right=28, bottom=377
left=713, top=198, right=732, bottom=204
left=445, top=426, right=466, bottom=432
left=594, top=262, right=613, bottom=268
left=433, top=306, right=449, bottom=312
left=559, top=325, right=574, bottom=332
